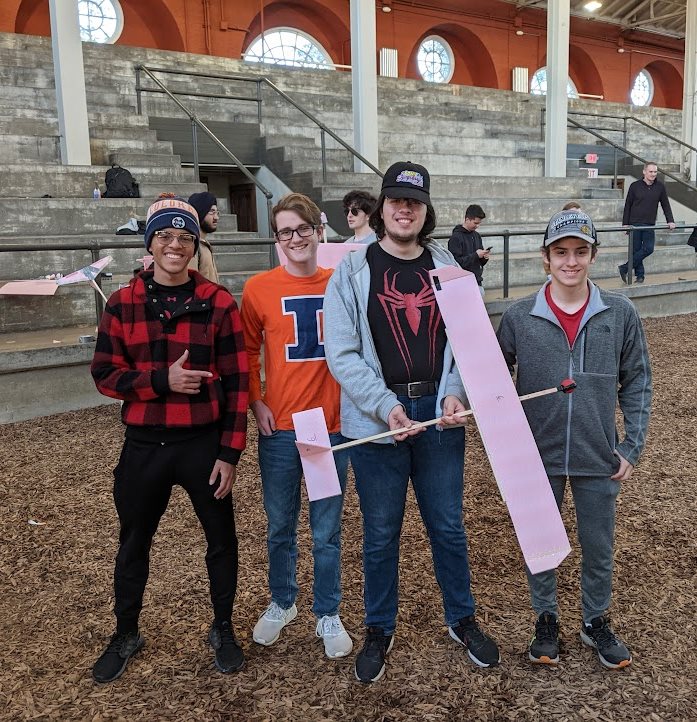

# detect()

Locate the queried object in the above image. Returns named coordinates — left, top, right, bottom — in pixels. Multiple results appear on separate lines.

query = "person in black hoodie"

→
left=447, top=204, right=490, bottom=296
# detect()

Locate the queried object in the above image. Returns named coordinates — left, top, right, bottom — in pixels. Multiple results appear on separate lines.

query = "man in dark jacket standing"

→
left=447, top=204, right=490, bottom=296
left=497, top=208, right=652, bottom=671
left=619, top=161, right=675, bottom=283
left=91, top=196, right=248, bottom=682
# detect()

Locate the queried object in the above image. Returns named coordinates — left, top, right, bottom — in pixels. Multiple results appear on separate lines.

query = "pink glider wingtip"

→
left=292, top=407, right=342, bottom=502
left=525, top=545, right=572, bottom=575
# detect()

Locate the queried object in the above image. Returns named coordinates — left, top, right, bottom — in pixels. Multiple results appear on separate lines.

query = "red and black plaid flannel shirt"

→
left=91, top=270, right=248, bottom=464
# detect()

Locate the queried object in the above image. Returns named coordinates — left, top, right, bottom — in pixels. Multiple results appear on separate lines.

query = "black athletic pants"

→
left=112, top=430, right=238, bottom=633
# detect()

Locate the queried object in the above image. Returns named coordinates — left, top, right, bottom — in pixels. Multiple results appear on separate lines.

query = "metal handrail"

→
left=567, top=109, right=697, bottom=155
left=259, top=75, right=383, bottom=180
left=542, top=108, right=697, bottom=186
left=135, top=65, right=274, bottom=239
left=433, top=221, right=693, bottom=296
left=3, top=222, right=693, bottom=328
left=565, top=116, right=697, bottom=195
left=135, top=64, right=383, bottom=182
left=543, top=108, right=697, bottom=155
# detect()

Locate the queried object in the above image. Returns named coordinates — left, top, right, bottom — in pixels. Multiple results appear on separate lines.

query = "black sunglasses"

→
left=344, top=207, right=361, bottom=217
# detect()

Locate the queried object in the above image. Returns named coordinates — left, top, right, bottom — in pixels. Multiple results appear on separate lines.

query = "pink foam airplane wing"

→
left=430, top=266, right=571, bottom=574
left=276, top=243, right=364, bottom=270
left=56, top=255, right=113, bottom=286
left=0, top=280, right=59, bottom=296
left=292, top=407, right=342, bottom=502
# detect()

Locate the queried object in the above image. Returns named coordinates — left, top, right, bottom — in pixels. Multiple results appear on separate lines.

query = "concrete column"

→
left=350, top=0, right=379, bottom=173
left=49, top=0, right=91, bottom=165
left=544, top=0, right=570, bottom=178
left=682, top=0, right=697, bottom=182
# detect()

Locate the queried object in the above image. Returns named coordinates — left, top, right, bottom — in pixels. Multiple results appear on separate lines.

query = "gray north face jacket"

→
left=496, top=282, right=652, bottom=477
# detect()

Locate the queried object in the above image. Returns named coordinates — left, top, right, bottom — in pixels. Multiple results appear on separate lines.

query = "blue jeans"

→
left=258, top=430, right=349, bottom=618
left=349, top=394, right=475, bottom=634
left=619, top=224, right=654, bottom=280
left=526, top=475, right=620, bottom=624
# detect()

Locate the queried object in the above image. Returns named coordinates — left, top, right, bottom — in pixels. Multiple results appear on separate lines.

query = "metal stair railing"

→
left=4, top=222, right=691, bottom=330
left=432, top=221, right=689, bottom=297
left=135, top=65, right=383, bottom=183
left=563, top=116, right=697, bottom=196
left=135, top=65, right=274, bottom=262
left=542, top=108, right=697, bottom=189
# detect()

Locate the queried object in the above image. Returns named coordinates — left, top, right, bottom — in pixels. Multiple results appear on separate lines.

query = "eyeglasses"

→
left=274, top=224, right=317, bottom=242
left=152, top=231, right=197, bottom=247
left=344, top=207, right=361, bottom=217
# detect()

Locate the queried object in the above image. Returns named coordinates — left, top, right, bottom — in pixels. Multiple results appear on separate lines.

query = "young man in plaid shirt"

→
left=91, top=197, right=248, bottom=682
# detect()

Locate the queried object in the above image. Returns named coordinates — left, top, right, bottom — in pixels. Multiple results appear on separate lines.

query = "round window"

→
left=417, top=36, right=454, bottom=84
left=78, top=0, right=123, bottom=44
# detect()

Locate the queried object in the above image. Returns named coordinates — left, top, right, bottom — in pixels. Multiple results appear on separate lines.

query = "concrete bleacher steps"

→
left=0, top=32, right=695, bottom=334
left=0, top=164, right=201, bottom=198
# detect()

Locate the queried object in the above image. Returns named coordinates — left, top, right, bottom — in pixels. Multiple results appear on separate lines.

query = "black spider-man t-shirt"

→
left=366, top=242, right=446, bottom=386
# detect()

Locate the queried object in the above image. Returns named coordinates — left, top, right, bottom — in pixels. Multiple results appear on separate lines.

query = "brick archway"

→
left=641, top=60, right=683, bottom=109
left=14, top=0, right=185, bottom=51
left=244, top=1, right=349, bottom=66
left=569, top=44, right=604, bottom=98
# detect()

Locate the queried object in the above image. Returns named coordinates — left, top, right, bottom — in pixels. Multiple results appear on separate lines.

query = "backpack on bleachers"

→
left=103, top=165, right=140, bottom=198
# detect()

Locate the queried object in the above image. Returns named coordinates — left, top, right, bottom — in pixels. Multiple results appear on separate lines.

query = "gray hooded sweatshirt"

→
left=324, top=240, right=466, bottom=442
left=496, top=281, right=652, bottom=477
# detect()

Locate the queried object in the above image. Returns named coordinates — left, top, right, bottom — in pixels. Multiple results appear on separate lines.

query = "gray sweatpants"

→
left=526, top=474, right=621, bottom=624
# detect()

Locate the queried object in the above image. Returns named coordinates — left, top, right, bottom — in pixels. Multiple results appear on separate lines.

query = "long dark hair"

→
left=368, top=193, right=437, bottom=244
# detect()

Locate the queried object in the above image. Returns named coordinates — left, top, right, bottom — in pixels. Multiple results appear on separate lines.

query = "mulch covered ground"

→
left=1, top=313, right=696, bottom=721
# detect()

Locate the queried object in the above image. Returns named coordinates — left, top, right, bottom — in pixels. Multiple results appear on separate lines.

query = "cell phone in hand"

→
left=485, top=246, right=493, bottom=251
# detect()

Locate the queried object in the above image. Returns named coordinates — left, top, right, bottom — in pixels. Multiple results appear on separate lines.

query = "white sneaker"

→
left=316, top=615, right=353, bottom=658
left=253, top=602, right=297, bottom=646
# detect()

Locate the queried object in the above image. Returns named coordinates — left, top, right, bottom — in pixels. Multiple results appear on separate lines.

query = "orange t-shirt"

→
left=240, top=266, right=340, bottom=432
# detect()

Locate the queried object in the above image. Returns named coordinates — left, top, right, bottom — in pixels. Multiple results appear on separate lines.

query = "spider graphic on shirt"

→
left=377, top=269, right=441, bottom=374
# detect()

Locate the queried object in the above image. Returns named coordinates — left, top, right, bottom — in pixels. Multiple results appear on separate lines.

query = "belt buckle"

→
left=407, top=381, right=422, bottom=399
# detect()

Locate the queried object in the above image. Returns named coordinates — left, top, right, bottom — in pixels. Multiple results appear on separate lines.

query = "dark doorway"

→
left=230, top=184, right=257, bottom=232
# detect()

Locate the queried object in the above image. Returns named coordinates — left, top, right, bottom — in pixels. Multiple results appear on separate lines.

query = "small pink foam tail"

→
left=292, top=408, right=342, bottom=501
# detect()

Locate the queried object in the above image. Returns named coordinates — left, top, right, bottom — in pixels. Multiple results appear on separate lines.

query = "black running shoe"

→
left=529, top=612, right=560, bottom=665
left=92, top=630, right=145, bottom=683
left=449, top=615, right=500, bottom=667
left=618, top=265, right=628, bottom=283
left=209, top=621, right=245, bottom=673
left=580, top=616, right=632, bottom=669
left=354, top=627, right=394, bottom=683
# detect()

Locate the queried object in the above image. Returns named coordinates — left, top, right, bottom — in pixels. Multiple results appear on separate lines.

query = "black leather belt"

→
left=389, top=381, right=437, bottom=398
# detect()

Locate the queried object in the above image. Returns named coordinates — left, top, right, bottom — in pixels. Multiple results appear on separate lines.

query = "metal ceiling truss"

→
left=510, top=0, right=688, bottom=38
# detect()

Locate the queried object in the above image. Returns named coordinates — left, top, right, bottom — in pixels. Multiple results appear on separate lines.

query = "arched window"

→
left=630, top=70, right=653, bottom=106
left=530, top=67, right=578, bottom=99
left=417, top=36, right=454, bottom=83
left=244, top=29, right=333, bottom=69
left=78, top=0, right=123, bottom=44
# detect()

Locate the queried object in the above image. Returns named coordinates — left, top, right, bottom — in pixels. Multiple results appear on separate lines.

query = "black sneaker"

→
left=209, top=621, right=245, bottom=673
left=354, top=627, right=394, bottom=683
left=580, top=616, right=632, bottom=669
left=529, top=612, right=560, bottom=665
left=92, top=631, right=145, bottom=683
left=618, top=265, right=628, bottom=283
left=449, top=615, right=500, bottom=668
left=636, top=276, right=645, bottom=284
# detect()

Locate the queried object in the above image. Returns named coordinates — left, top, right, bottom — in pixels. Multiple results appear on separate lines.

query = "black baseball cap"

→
left=381, top=161, right=431, bottom=204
